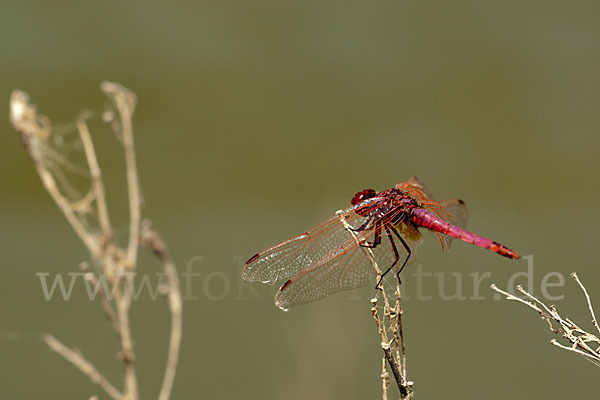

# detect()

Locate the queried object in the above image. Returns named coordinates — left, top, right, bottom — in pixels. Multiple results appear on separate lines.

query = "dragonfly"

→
left=242, top=176, right=520, bottom=310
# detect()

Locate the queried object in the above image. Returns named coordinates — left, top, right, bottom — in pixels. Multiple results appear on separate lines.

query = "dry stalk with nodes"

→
left=337, top=210, right=413, bottom=400
left=9, top=82, right=183, bottom=400
left=492, top=273, right=600, bottom=367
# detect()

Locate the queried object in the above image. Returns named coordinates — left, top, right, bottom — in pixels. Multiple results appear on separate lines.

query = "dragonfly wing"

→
left=274, top=236, right=372, bottom=310
left=274, top=220, right=424, bottom=310
left=405, top=176, right=435, bottom=199
left=241, top=231, right=314, bottom=284
left=426, top=198, right=469, bottom=251
left=440, top=199, right=468, bottom=228
left=241, top=201, right=378, bottom=285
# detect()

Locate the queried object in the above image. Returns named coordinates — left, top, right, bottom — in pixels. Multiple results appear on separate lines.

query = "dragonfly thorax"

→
left=380, top=188, right=421, bottom=208
left=350, top=188, right=417, bottom=222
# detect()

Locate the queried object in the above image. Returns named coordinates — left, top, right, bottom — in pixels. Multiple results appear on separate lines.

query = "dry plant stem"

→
left=36, top=151, right=100, bottom=255
left=393, top=283, right=408, bottom=378
left=77, top=117, right=112, bottom=238
left=121, top=98, right=140, bottom=266
left=381, top=357, right=390, bottom=400
left=571, top=272, right=600, bottom=336
left=337, top=211, right=412, bottom=399
left=79, top=262, right=121, bottom=341
left=115, top=287, right=138, bottom=398
left=10, top=84, right=182, bottom=400
left=140, top=221, right=183, bottom=400
left=11, top=86, right=140, bottom=399
left=43, top=334, right=122, bottom=400
left=383, top=344, right=408, bottom=397
left=100, top=81, right=142, bottom=399
left=551, top=339, right=600, bottom=359
left=101, top=81, right=141, bottom=267
left=9, top=90, right=125, bottom=394
left=9, top=93, right=98, bottom=257
left=491, top=276, right=600, bottom=366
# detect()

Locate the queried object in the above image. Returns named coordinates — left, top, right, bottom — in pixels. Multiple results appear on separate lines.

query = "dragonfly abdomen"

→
left=411, top=208, right=520, bottom=259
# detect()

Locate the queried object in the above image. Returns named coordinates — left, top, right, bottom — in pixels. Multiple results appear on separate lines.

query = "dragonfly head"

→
left=351, top=189, right=377, bottom=205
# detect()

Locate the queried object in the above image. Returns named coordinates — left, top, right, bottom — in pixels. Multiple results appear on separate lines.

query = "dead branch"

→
left=43, top=334, right=122, bottom=400
left=10, top=83, right=183, bottom=399
left=337, top=210, right=413, bottom=399
left=79, top=261, right=121, bottom=341
left=140, top=220, right=183, bottom=400
left=492, top=273, right=600, bottom=367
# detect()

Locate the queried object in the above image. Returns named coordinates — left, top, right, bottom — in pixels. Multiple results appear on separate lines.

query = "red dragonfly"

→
left=242, top=177, right=520, bottom=310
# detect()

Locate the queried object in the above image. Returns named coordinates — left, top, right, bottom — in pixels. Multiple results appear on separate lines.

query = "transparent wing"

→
left=241, top=200, right=377, bottom=285
left=242, top=198, right=424, bottom=309
left=274, top=219, right=423, bottom=310
left=432, top=199, right=469, bottom=251
left=440, top=199, right=468, bottom=228
left=404, top=176, right=435, bottom=199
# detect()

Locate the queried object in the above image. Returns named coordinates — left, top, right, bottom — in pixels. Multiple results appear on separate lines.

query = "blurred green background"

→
left=2, top=1, right=599, bottom=399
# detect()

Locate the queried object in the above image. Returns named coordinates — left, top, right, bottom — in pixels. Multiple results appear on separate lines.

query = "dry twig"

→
left=492, top=273, right=600, bottom=367
left=140, top=220, right=183, bottom=400
left=337, top=210, right=413, bottom=399
left=10, top=83, right=183, bottom=399
left=43, top=334, right=122, bottom=400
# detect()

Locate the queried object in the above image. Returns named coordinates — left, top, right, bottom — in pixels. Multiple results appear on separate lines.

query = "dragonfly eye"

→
left=351, top=189, right=377, bottom=205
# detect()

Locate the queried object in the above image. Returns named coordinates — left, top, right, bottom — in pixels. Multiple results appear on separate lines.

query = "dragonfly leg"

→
left=390, top=225, right=412, bottom=282
left=375, top=225, right=400, bottom=289
left=349, top=215, right=373, bottom=232
left=360, top=219, right=382, bottom=249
